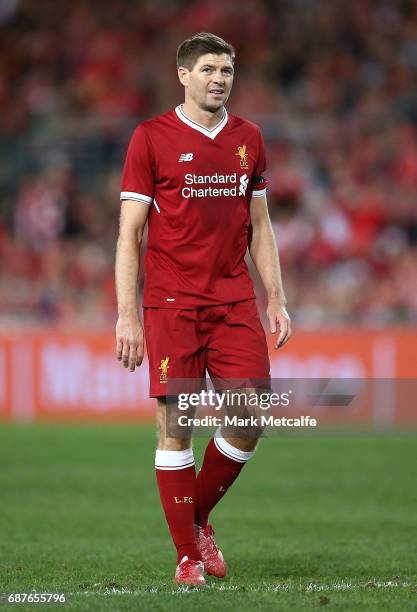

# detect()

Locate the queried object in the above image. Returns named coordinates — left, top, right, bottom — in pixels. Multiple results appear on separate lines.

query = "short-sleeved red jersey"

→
left=120, top=105, right=267, bottom=308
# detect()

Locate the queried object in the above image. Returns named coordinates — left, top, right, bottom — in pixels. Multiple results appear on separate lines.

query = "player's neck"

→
left=181, top=102, right=225, bottom=129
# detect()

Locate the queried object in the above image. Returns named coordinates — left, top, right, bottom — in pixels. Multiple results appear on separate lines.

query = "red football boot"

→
left=174, top=556, right=206, bottom=586
left=195, top=524, right=227, bottom=578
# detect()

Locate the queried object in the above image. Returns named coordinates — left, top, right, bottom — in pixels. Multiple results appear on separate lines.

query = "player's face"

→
left=180, top=53, right=234, bottom=113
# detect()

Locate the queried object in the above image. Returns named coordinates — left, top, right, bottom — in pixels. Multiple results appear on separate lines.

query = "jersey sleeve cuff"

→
left=250, top=188, right=267, bottom=198
left=120, top=191, right=153, bottom=204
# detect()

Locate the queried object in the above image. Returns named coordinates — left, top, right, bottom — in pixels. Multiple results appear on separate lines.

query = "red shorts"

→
left=143, top=299, right=270, bottom=397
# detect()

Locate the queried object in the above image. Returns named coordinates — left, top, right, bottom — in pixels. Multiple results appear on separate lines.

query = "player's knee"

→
left=157, top=395, right=194, bottom=442
left=157, top=435, right=191, bottom=451
left=224, top=435, right=259, bottom=453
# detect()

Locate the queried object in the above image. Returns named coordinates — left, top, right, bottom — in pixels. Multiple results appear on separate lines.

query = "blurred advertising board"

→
left=0, top=329, right=416, bottom=425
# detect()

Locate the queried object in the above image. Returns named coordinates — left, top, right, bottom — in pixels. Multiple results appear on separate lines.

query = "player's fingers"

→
left=116, top=338, right=123, bottom=360
left=286, top=319, right=292, bottom=341
left=281, top=335, right=290, bottom=347
left=277, top=318, right=292, bottom=348
left=268, top=313, right=277, bottom=334
left=276, top=317, right=289, bottom=348
left=136, top=345, right=144, bottom=367
left=128, top=344, right=137, bottom=372
left=279, top=332, right=290, bottom=347
left=122, top=341, right=130, bottom=367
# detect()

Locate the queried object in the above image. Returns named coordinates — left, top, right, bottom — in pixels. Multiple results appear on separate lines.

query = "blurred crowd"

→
left=0, top=0, right=416, bottom=327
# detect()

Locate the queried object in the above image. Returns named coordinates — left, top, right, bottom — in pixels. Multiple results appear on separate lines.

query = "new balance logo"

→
left=178, top=153, right=193, bottom=162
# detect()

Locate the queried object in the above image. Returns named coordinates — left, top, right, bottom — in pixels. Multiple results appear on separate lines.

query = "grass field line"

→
left=68, top=580, right=415, bottom=597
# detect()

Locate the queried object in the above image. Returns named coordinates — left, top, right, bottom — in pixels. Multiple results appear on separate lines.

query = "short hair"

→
left=176, top=32, right=235, bottom=70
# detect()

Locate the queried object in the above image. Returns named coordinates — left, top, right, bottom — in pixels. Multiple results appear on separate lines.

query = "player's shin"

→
left=155, top=448, right=201, bottom=562
left=195, top=431, right=255, bottom=527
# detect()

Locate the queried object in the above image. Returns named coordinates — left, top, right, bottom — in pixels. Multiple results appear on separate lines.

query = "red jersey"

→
left=120, top=105, right=268, bottom=308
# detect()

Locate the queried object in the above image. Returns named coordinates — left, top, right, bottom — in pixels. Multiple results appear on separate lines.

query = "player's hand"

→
left=115, top=315, right=144, bottom=372
left=267, top=299, right=291, bottom=349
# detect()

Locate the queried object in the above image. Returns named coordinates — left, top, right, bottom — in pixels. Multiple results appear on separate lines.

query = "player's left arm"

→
left=249, top=194, right=291, bottom=348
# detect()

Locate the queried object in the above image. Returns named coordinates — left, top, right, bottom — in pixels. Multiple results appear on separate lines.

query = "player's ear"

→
left=178, top=67, right=189, bottom=87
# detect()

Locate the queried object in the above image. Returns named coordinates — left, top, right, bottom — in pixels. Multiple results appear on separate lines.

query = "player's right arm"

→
left=115, top=200, right=149, bottom=372
left=116, top=124, right=155, bottom=371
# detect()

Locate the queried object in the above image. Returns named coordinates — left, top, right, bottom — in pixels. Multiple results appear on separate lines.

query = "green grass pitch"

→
left=0, top=424, right=416, bottom=611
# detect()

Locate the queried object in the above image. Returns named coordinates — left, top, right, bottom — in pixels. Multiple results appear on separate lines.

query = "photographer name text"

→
left=177, top=415, right=317, bottom=428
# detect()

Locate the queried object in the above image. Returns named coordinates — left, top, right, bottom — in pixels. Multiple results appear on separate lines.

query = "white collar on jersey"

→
left=175, top=104, right=228, bottom=140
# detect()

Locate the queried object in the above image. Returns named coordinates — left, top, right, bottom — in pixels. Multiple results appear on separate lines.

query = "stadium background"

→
left=1, top=1, right=417, bottom=610
left=0, top=0, right=416, bottom=422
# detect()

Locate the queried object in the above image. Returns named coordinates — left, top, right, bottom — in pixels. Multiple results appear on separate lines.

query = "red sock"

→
left=155, top=448, right=201, bottom=562
left=195, top=435, right=255, bottom=527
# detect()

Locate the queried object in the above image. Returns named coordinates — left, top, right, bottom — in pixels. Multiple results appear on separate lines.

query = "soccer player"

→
left=115, top=32, right=291, bottom=585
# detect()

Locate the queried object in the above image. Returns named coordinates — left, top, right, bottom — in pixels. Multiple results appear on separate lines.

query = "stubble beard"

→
left=201, top=102, right=223, bottom=113
left=200, top=92, right=229, bottom=114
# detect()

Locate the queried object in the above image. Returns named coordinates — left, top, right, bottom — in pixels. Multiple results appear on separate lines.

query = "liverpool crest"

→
left=235, top=144, right=249, bottom=169
left=159, top=356, right=170, bottom=383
